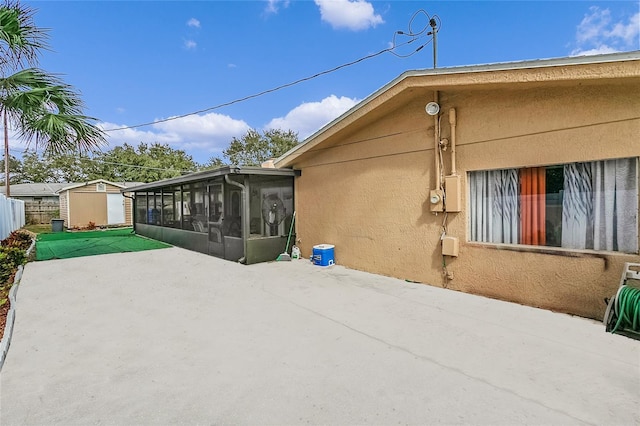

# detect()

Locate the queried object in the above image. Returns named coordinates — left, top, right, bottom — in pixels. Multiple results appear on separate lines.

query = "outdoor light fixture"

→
left=425, top=102, right=440, bottom=115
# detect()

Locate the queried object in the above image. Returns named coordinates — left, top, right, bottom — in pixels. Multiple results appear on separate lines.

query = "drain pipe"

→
left=224, top=174, right=248, bottom=264
left=122, top=192, right=136, bottom=233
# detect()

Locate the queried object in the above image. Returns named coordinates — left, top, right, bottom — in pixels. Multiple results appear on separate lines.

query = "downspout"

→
left=224, top=174, right=247, bottom=264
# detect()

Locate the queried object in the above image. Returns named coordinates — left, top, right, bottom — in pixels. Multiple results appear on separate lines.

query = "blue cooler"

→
left=312, top=244, right=335, bottom=266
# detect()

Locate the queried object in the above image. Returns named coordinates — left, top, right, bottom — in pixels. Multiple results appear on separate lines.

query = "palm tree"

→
left=0, top=1, right=106, bottom=197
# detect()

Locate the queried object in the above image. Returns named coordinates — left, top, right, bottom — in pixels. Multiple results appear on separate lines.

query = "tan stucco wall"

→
left=291, top=78, right=640, bottom=320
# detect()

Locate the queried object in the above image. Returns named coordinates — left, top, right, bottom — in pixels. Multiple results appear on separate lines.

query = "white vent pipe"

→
left=449, top=108, right=457, bottom=175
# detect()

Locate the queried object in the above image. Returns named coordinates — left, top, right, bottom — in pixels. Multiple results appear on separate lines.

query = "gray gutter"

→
left=124, top=166, right=296, bottom=193
left=275, top=50, right=640, bottom=166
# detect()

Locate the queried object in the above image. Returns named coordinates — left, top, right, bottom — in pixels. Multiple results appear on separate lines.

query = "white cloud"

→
left=315, top=0, right=383, bottom=31
left=265, top=95, right=359, bottom=139
left=572, top=46, right=619, bottom=56
left=116, top=107, right=126, bottom=114
left=571, top=7, right=640, bottom=56
left=265, top=0, right=290, bottom=14
left=95, top=97, right=359, bottom=162
left=228, top=63, right=237, bottom=68
left=184, top=40, right=197, bottom=50
left=187, top=18, right=200, bottom=28
left=100, top=112, right=250, bottom=155
left=5, top=129, right=32, bottom=154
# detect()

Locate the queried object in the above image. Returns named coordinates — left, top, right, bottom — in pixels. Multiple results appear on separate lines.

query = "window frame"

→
left=467, top=157, right=639, bottom=255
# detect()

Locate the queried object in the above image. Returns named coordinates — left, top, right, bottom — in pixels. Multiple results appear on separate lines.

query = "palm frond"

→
left=0, top=1, right=48, bottom=68
left=0, top=68, right=75, bottom=94
left=19, top=111, right=106, bottom=155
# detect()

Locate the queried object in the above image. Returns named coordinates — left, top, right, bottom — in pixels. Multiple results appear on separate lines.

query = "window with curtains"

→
left=468, top=157, right=639, bottom=254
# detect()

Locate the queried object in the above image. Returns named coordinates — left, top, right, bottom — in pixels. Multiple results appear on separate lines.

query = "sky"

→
left=9, top=0, right=640, bottom=165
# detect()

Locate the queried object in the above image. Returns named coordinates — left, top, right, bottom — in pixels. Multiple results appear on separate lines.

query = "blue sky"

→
left=12, top=0, right=640, bottom=164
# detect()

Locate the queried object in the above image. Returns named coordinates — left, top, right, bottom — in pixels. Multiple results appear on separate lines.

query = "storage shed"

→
left=128, top=166, right=296, bottom=264
left=57, top=179, right=135, bottom=228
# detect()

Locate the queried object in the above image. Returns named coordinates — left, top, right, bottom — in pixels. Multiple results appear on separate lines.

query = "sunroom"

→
left=127, top=166, right=296, bottom=264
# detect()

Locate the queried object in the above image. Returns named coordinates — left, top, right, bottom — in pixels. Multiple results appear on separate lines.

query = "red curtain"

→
left=519, top=168, right=546, bottom=245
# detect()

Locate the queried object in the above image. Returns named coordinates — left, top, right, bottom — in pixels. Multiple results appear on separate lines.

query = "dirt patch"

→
left=0, top=298, right=9, bottom=340
left=0, top=270, right=17, bottom=341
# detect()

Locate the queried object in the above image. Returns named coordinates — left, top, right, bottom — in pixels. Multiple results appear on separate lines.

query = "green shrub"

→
left=1, top=231, right=32, bottom=250
left=0, top=231, right=30, bottom=286
left=0, top=250, right=22, bottom=284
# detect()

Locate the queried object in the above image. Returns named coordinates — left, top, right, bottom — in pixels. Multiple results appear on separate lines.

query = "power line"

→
left=6, top=147, right=195, bottom=174
left=104, top=45, right=407, bottom=132
left=105, top=14, right=439, bottom=133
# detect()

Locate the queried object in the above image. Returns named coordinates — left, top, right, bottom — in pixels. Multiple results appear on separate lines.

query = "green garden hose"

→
left=611, top=286, right=640, bottom=334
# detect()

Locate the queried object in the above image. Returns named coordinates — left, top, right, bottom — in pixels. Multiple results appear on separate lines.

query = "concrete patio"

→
left=1, top=246, right=638, bottom=425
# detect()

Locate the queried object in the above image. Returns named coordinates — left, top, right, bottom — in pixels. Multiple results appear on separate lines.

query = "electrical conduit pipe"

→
left=449, top=108, right=457, bottom=175
left=433, top=91, right=441, bottom=190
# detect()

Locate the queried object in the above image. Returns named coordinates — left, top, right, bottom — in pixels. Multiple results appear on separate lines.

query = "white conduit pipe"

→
left=449, top=108, right=457, bottom=175
left=433, top=91, right=440, bottom=189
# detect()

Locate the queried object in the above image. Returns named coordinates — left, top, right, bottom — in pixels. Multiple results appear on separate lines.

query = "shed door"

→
left=107, top=193, right=125, bottom=224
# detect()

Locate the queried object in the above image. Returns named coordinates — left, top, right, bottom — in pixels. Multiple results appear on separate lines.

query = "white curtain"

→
left=561, top=162, right=593, bottom=249
left=562, top=158, right=638, bottom=253
left=469, top=169, right=519, bottom=244
left=592, top=158, right=638, bottom=253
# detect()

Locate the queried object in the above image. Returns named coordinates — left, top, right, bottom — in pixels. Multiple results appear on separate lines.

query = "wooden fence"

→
left=24, top=201, right=60, bottom=225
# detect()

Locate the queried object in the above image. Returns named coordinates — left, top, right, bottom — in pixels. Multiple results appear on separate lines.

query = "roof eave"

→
left=123, top=166, right=297, bottom=193
left=57, top=179, right=127, bottom=193
left=275, top=51, right=640, bottom=168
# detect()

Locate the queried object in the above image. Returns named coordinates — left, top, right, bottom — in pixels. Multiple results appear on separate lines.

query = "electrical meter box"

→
left=445, top=175, right=462, bottom=212
left=430, top=189, right=444, bottom=212
left=442, top=236, right=459, bottom=257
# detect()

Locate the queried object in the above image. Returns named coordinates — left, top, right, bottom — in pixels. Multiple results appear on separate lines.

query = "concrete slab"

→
left=1, top=247, right=638, bottom=425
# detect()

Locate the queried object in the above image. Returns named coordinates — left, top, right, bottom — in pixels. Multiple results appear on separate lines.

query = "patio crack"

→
left=260, top=285, right=597, bottom=426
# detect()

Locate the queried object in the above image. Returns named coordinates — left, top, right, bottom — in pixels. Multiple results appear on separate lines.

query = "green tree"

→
left=0, top=1, right=106, bottom=196
left=93, top=142, right=198, bottom=183
left=0, top=153, right=19, bottom=184
left=48, top=151, right=94, bottom=182
left=17, top=150, right=93, bottom=183
left=17, top=150, right=49, bottom=182
left=201, top=156, right=225, bottom=170
left=15, top=143, right=198, bottom=184
left=210, top=129, right=299, bottom=167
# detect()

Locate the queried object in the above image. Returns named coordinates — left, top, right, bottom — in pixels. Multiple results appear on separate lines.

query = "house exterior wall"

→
left=290, top=77, right=640, bottom=320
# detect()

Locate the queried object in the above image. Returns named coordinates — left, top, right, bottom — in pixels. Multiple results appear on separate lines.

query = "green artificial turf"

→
left=36, top=228, right=171, bottom=261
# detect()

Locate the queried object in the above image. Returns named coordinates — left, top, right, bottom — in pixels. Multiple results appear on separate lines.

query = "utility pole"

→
left=430, top=18, right=438, bottom=69
left=3, top=111, right=9, bottom=197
